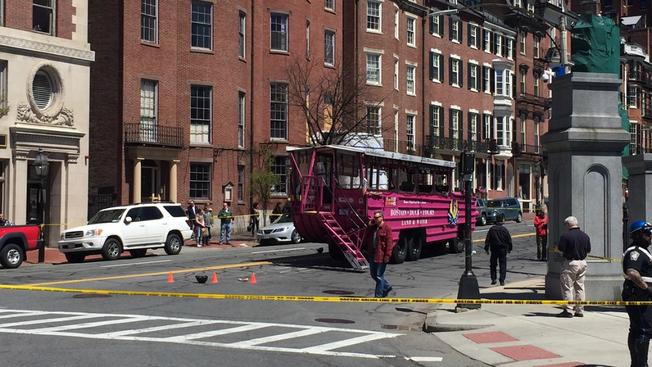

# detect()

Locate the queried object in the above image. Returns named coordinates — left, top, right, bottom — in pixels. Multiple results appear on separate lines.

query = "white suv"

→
left=58, top=203, right=193, bottom=263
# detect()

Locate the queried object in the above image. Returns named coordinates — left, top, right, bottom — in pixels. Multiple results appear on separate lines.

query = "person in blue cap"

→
left=623, top=220, right=652, bottom=367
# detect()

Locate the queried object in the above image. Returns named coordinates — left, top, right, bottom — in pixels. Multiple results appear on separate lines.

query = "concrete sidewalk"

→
left=425, top=277, right=629, bottom=367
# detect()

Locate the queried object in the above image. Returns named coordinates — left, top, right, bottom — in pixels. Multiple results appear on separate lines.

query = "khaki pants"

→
left=560, top=259, right=587, bottom=313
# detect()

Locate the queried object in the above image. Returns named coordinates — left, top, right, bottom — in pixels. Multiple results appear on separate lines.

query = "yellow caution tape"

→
left=0, top=284, right=648, bottom=305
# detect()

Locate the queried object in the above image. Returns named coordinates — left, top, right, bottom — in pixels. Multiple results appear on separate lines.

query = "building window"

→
left=190, top=163, right=211, bottom=199
left=406, top=65, right=416, bottom=95
left=406, top=114, right=415, bottom=152
left=483, top=113, right=492, bottom=140
left=190, top=86, right=212, bottom=144
left=450, top=109, right=461, bottom=142
left=450, top=19, right=460, bottom=42
left=0, top=61, right=6, bottom=111
left=394, top=9, right=400, bottom=39
left=450, top=58, right=461, bottom=87
left=271, top=13, right=288, bottom=52
left=32, top=70, right=56, bottom=110
left=628, top=85, right=639, bottom=108
left=469, top=112, right=478, bottom=141
left=366, top=53, right=381, bottom=85
left=239, top=12, right=246, bottom=58
left=324, top=30, right=335, bottom=66
left=519, top=31, right=526, bottom=55
left=491, top=162, right=504, bottom=190
left=33, top=0, right=55, bottom=35
left=483, top=29, right=491, bottom=52
left=430, top=15, right=442, bottom=36
left=140, top=80, right=158, bottom=138
left=469, top=63, right=478, bottom=91
left=496, top=34, right=502, bottom=56
left=141, top=0, right=158, bottom=43
left=270, top=83, right=288, bottom=139
left=0, top=0, right=4, bottom=26
left=533, top=75, right=540, bottom=96
left=367, top=0, right=382, bottom=32
left=507, top=38, right=514, bottom=59
left=520, top=118, right=526, bottom=146
left=534, top=121, right=540, bottom=152
left=469, top=24, right=478, bottom=48
left=272, top=156, right=289, bottom=195
left=306, top=20, right=311, bottom=58
left=367, top=105, right=381, bottom=135
left=429, top=51, right=442, bottom=82
left=238, top=92, right=245, bottom=148
left=191, top=1, right=212, bottom=50
left=533, top=35, right=540, bottom=58
left=495, top=69, right=510, bottom=97
left=430, top=105, right=442, bottom=138
left=406, top=16, right=416, bottom=46
left=237, top=165, right=245, bottom=203
left=482, top=66, right=491, bottom=93
left=520, top=70, right=526, bottom=95
left=325, top=0, right=335, bottom=11
left=394, top=60, right=399, bottom=90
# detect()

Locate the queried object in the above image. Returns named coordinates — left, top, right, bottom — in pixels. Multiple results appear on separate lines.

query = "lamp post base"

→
left=456, top=271, right=481, bottom=311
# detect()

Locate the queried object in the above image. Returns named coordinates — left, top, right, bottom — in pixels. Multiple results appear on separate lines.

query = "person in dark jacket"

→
left=622, top=220, right=652, bottom=367
left=557, top=215, right=591, bottom=318
left=484, top=214, right=512, bottom=286
left=367, top=211, right=395, bottom=298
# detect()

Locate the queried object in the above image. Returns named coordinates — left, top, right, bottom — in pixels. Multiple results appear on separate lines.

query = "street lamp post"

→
left=456, top=149, right=481, bottom=311
left=33, top=149, right=49, bottom=263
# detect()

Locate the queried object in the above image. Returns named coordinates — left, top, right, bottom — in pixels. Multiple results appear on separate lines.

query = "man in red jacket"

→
left=534, top=208, right=548, bottom=261
left=368, top=211, right=395, bottom=298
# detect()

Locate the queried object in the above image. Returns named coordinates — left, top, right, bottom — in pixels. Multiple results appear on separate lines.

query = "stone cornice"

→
left=0, top=34, right=95, bottom=62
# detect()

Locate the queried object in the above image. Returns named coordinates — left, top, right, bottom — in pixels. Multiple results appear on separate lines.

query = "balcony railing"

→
left=425, top=135, right=490, bottom=155
left=124, top=122, right=184, bottom=148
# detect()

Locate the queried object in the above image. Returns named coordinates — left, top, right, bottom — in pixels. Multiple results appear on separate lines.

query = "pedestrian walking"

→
left=203, top=207, right=213, bottom=244
left=249, top=202, right=260, bottom=237
left=622, top=220, right=652, bottom=367
left=218, top=202, right=233, bottom=245
left=484, top=214, right=512, bottom=286
left=534, top=208, right=548, bottom=261
left=194, top=208, right=206, bottom=247
left=557, top=216, right=591, bottom=318
left=187, top=200, right=197, bottom=234
left=366, top=211, right=395, bottom=298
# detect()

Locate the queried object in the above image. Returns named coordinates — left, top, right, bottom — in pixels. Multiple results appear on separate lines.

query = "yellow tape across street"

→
left=0, top=283, right=649, bottom=306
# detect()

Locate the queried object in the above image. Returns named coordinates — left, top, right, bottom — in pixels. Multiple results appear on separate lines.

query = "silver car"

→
left=257, top=214, right=302, bottom=244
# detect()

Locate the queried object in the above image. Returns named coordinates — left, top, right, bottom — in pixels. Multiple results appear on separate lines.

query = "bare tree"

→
left=287, top=58, right=389, bottom=146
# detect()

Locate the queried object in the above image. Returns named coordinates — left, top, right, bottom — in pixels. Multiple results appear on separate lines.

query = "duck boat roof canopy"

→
left=286, top=145, right=456, bottom=170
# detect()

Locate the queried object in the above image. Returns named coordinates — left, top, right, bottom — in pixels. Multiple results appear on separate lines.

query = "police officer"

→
left=623, top=220, right=652, bottom=367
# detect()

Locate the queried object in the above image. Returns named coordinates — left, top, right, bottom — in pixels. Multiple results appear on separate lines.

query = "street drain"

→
left=315, top=318, right=355, bottom=324
left=73, top=293, right=111, bottom=299
left=322, top=290, right=355, bottom=295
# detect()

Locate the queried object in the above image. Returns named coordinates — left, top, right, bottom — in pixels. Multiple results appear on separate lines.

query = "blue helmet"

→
left=630, top=220, right=652, bottom=235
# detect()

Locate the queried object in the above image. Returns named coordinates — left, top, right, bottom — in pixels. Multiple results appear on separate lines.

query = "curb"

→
left=422, top=310, right=493, bottom=333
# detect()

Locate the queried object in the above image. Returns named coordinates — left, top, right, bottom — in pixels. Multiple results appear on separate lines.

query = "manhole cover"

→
left=322, top=290, right=355, bottom=295
left=315, top=318, right=355, bottom=324
left=73, top=293, right=111, bottom=299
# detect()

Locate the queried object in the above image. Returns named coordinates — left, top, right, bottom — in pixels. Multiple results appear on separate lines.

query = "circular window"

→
left=32, top=71, right=54, bottom=110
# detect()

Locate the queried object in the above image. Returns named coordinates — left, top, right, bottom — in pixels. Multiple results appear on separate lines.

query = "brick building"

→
left=88, top=0, right=342, bottom=217
left=0, top=0, right=93, bottom=241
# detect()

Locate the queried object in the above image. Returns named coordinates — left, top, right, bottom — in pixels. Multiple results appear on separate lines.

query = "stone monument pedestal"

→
left=542, top=72, right=630, bottom=301
left=623, top=154, right=652, bottom=223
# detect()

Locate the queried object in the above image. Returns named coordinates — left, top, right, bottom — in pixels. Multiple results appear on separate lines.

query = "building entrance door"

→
left=27, top=164, right=49, bottom=225
left=141, top=161, right=160, bottom=202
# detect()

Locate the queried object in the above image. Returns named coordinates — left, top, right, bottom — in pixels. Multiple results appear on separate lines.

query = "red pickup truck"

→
left=0, top=225, right=42, bottom=269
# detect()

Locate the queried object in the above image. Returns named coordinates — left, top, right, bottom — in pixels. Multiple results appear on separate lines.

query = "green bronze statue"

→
left=571, top=15, right=620, bottom=74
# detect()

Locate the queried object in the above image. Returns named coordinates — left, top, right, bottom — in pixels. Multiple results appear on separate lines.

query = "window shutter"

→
left=448, top=17, right=453, bottom=40
left=429, top=105, right=435, bottom=140
left=502, top=37, right=508, bottom=57
left=511, top=72, right=516, bottom=98
left=459, top=111, right=464, bottom=142
left=429, top=51, right=435, bottom=81
left=468, top=112, right=473, bottom=141
left=467, top=62, right=472, bottom=89
left=439, top=16, right=444, bottom=36
left=459, top=61, right=463, bottom=88
left=449, top=57, right=454, bottom=85
left=439, top=107, right=445, bottom=137
left=490, top=68, right=495, bottom=94
left=459, top=21, right=464, bottom=44
left=429, top=15, right=435, bottom=34
left=467, top=24, right=472, bottom=46
left=449, top=108, right=454, bottom=139
left=439, top=54, right=444, bottom=81
left=491, top=32, right=496, bottom=54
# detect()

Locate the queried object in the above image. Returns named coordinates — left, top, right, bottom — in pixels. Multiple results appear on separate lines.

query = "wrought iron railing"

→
left=124, top=123, right=184, bottom=147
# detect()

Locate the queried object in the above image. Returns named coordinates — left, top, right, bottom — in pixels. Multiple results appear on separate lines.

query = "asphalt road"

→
left=0, top=221, right=542, bottom=367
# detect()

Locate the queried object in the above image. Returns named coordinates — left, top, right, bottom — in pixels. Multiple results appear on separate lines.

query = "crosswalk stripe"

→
left=0, top=314, right=100, bottom=328
left=301, top=332, right=401, bottom=353
left=0, top=311, right=48, bottom=319
left=31, top=316, right=151, bottom=332
left=165, top=323, right=271, bottom=341
left=229, top=327, right=330, bottom=347
left=97, top=320, right=223, bottom=337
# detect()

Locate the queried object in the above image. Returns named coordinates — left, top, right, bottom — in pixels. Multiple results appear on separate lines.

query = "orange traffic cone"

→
left=210, top=272, right=218, bottom=284
left=167, top=272, right=175, bottom=283
left=249, top=272, right=257, bottom=285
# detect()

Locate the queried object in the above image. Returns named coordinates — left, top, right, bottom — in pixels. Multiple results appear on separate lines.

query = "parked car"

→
left=0, top=225, right=42, bottom=269
left=58, top=203, right=193, bottom=263
left=476, top=198, right=491, bottom=226
left=484, top=197, right=523, bottom=224
left=257, top=213, right=302, bottom=245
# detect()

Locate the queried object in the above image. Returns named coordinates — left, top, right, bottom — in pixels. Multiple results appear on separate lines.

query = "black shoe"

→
left=382, top=286, right=393, bottom=297
left=491, top=280, right=497, bottom=285
left=557, top=310, right=573, bottom=318
left=574, top=312, right=584, bottom=317
left=500, top=281, right=505, bottom=286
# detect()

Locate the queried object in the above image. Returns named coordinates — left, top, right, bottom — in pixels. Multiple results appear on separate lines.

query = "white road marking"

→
left=0, top=309, right=440, bottom=360
left=252, top=247, right=306, bottom=254
left=100, top=259, right=172, bottom=268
